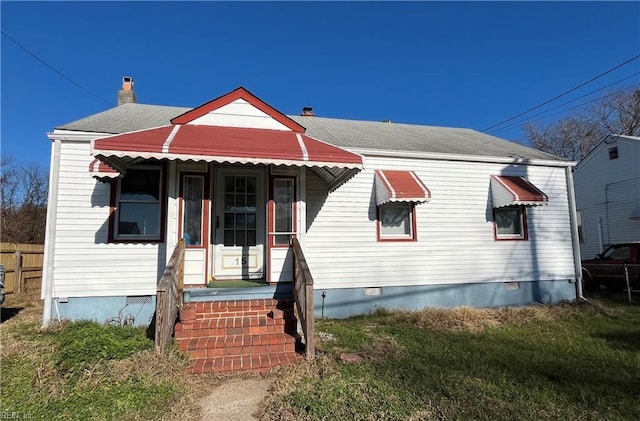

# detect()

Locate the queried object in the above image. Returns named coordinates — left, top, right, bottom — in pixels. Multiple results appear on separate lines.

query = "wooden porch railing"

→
left=292, top=237, right=315, bottom=359
left=155, top=239, right=185, bottom=354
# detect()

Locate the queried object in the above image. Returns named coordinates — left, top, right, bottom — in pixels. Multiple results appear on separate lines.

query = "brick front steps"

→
left=175, top=299, right=301, bottom=374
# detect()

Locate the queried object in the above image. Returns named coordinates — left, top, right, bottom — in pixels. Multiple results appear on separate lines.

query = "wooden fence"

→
left=155, top=239, right=185, bottom=354
left=292, top=237, right=315, bottom=360
left=0, top=243, right=44, bottom=294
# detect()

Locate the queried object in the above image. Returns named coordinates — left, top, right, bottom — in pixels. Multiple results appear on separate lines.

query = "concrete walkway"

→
left=199, top=377, right=273, bottom=421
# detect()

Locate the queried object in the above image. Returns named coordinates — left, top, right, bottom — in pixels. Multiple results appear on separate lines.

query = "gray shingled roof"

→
left=57, top=103, right=563, bottom=161
left=58, top=103, right=190, bottom=134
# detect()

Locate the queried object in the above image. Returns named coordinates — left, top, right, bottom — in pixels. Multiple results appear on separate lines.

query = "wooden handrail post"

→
left=305, top=280, right=315, bottom=360
left=292, top=237, right=316, bottom=359
left=154, top=239, right=186, bottom=354
left=178, top=239, right=185, bottom=307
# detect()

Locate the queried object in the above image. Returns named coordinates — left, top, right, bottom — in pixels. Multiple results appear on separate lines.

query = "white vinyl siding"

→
left=187, top=98, right=291, bottom=130
left=574, top=138, right=640, bottom=259
left=305, top=156, right=575, bottom=289
left=50, top=141, right=164, bottom=297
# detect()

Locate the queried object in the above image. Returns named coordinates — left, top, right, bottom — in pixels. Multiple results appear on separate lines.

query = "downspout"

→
left=42, top=138, right=62, bottom=327
left=597, top=217, right=604, bottom=254
left=565, top=166, right=585, bottom=301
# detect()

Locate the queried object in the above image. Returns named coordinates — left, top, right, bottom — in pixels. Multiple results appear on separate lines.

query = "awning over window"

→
left=92, top=125, right=363, bottom=169
left=490, top=175, right=548, bottom=208
left=89, top=158, right=120, bottom=181
left=374, top=170, right=431, bottom=206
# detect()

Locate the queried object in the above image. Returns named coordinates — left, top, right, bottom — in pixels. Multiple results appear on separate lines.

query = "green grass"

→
left=0, top=292, right=210, bottom=420
left=263, top=298, right=640, bottom=421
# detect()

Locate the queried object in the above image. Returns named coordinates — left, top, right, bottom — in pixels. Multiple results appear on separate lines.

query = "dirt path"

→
left=198, top=376, right=273, bottom=421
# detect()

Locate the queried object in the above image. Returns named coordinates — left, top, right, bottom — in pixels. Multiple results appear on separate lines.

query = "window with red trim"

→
left=111, top=165, right=165, bottom=242
left=377, top=202, right=416, bottom=241
left=494, top=205, right=528, bottom=241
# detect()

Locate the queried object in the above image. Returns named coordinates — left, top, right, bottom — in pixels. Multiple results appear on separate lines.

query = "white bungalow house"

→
left=42, top=80, right=582, bottom=328
left=573, top=134, right=640, bottom=260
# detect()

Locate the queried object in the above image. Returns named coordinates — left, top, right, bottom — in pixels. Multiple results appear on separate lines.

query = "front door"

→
left=213, top=168, right=265, bottom=280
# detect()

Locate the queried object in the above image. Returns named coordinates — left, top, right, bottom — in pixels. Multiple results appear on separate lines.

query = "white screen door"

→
left=213, top=169, right=265, bottom=279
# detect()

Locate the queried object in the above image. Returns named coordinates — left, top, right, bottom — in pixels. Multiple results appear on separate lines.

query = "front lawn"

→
left=263, top=297, right=640, bottom=420
left=0, top=292, right=217, bottom=420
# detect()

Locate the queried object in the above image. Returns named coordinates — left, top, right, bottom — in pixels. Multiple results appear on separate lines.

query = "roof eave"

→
left=350, top=147, right=575, bottom=167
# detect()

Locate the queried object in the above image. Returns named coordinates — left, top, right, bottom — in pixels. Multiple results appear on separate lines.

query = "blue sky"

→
left=2, top=1, right=639, bottom=170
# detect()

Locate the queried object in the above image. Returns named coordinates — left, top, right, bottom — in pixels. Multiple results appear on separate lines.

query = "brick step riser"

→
left=180, top=333, right=296, bottom=351
left=193, top=312, right=294, bottom=320
left=185, top=300, right=293, bottom=311
left=188, top=352, right=300, bottom=374
left=177, top=316, right=286, bottom=330
left=175, top=324, right=297, bottom=340
left=186, top=342, right=296, bottom=359
left=192, top=313, right=294, bottom=322
left=192, top=309, right=290, bottom=317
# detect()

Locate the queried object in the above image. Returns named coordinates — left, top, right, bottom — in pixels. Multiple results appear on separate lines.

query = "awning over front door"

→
left=92, top=124, right=363, bottom=169
left=90, top=86, right=364, bottom=187
left=490, top=175, right=548, bottom=208
left=374, top=170, right=431, bottom=206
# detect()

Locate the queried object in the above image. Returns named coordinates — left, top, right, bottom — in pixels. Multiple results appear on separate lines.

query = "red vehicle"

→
left=581, top=242, right=640, bottom=291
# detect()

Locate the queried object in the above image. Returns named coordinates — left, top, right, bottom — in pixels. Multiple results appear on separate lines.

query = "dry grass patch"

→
left=264, top=298, right=640, bottom=420
left=390, top=302, right=583, bottom=332
left=360, top=334, right=404, bottom=361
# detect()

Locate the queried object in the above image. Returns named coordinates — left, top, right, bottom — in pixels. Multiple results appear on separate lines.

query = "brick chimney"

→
left=117, top=76, right=137, bottom=106
left=301, top=106, right=315, bottom=117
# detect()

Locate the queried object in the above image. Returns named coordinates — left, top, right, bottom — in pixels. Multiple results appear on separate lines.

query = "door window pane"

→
left=182, top=176, right=203, bottom=246
left=224, top=229, right=234, bottom=246
left=222, top=175, right=258, bottom=246
left=273, top=179, right=294, bottom=245
left=247, top=230, right=256, bottom=246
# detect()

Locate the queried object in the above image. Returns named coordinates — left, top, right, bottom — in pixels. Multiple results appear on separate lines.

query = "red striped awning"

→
left=374, top=170, right=431, bottom=205
left=490, top=175, right=548, bottom=208
left=89, top=158, right=119, bottom=180
left=92, top=124, right=363, bottom=169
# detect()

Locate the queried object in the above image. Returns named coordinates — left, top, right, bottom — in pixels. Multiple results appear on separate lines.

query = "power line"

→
left=487, top=73, right=640, bottom=135
left=481, top=53, right=640, bottom=132
left=1, top=30, right=115, bottom=106
left=490, top=82, right=640, bottom=136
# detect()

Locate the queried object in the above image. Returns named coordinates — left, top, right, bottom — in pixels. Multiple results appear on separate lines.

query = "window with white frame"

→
left=494, top=205, right=527, bottom=240
left=114, top=166, right=163, bottom=241
left=378, top=202, right=415, bottom=240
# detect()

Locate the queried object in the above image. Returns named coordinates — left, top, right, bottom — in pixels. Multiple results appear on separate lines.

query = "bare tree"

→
left=0, top=157, right=48, bottom=244
left=523, top=87, right=640, bottom=161
left=592, top=88, right=640, bottom=136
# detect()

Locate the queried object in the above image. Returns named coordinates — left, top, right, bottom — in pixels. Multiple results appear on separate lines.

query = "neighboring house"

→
left=42, top=79, right=582, bottom=326
left=573, top=134, right=640, bottom=260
